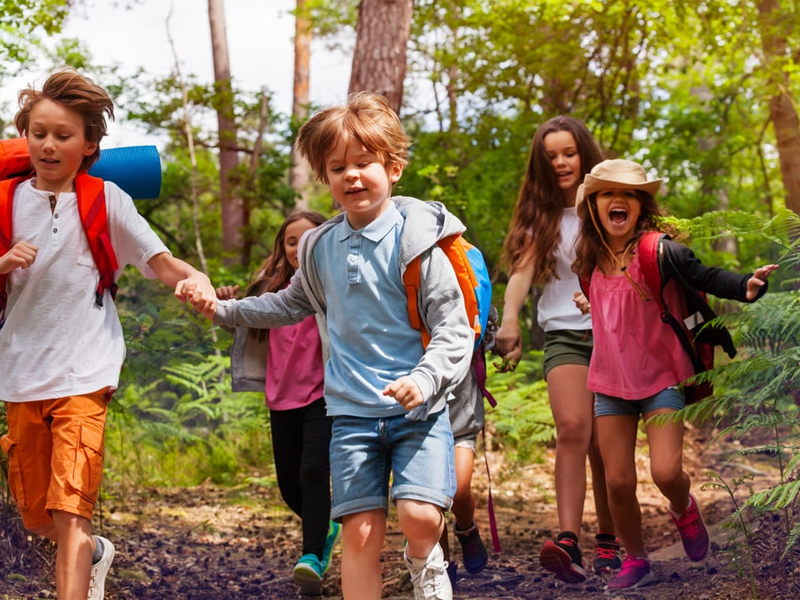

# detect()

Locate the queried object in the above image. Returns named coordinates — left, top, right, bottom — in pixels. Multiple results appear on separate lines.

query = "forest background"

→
left=1, top=1, right=800, bottom=598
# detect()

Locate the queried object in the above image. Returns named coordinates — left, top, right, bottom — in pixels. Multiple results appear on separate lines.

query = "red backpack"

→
left=581, top=231, right=737, bottom=404
left=0, top=173, right=118, bottom=325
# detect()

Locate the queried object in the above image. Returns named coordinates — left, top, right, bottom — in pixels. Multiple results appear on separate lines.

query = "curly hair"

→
left=500, top=116, right=604, bottom=286
left=295, top=92, right=410, bottom=184
left=14, top=69, right=115, bottom=172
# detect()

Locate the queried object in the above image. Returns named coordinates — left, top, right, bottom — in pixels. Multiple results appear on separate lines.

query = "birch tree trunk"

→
left=208, top=0, right=243, bottom=261
left=348, top=0, right=414, bottom=113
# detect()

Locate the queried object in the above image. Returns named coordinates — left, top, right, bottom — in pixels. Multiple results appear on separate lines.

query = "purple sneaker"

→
left=670, top=494, right=710, bottom=561
left=606, top=555, right=654, bottom=590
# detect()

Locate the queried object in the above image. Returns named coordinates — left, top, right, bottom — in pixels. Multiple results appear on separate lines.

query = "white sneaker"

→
left=404, top=542, right=453, bottom=600
left=87, top=536, right=115, bottom=600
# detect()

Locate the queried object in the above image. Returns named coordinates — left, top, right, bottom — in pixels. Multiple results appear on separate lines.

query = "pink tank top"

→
left=587, top=257, right=695, bottom=400
left=265, top=315, right=325, bottom=410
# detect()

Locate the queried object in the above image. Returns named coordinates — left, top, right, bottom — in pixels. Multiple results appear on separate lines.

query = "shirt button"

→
left=54, top=213, right=59, bottom=219
left=53, top=228, right=58, bottom=233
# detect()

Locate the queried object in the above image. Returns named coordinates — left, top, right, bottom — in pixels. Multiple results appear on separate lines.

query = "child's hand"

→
left=0, top=241, right=37, bottom=274
left=494, top=321, right=521, bottom=358
left=215, top=285, right=240, bottom=300
left=384, top=376, right=424, bottom=411
left=746, top=264, right=779, bottom=301
left=188, top=289, right=218, bottom=320
left=573, top=291, right=591, bottom=314
left=493, top=347, right=522, bottom=373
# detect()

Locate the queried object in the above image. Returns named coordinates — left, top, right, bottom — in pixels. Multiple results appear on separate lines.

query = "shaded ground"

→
left=0, top=423, right=796, bottom=600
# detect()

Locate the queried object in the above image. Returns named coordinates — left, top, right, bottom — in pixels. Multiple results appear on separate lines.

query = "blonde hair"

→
left=14, top=69, right=114, bottom=172
left=295, top=92, right=410, bottom=184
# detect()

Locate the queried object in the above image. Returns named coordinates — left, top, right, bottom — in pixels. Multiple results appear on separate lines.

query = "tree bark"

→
left=208, top=0, right=244, bottom=262
left=757, top=0, right=800, bottom=216
left=290, top=0, right=312, bottom=211
left=348, top=0, right=414, bottom=113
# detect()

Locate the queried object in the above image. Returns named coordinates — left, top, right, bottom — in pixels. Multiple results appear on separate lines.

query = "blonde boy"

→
left=0, top=69, right=215, bottom=600
left=191, top=92, right=474, bottom=600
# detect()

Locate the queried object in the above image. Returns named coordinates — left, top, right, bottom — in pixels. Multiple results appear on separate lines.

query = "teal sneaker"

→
left=293, top=553, right=324, bottom=596
left=321, top=520, right=342, bottom=573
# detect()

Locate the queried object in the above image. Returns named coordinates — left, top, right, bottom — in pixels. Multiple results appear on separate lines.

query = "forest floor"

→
left=0, top=421, right=797, bottom=600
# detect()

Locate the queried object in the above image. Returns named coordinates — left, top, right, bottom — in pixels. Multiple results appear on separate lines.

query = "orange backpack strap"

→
left=439, top=235, right=482, bottom=341
left=75, top=173, right=119, bottom=307
left=0, top=177, right=27, bottom=321
left=403, top=254, right=431, bottom=348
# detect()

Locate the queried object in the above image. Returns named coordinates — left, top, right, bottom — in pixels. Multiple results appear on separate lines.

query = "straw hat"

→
left=575, top=159, right=662, bottom=206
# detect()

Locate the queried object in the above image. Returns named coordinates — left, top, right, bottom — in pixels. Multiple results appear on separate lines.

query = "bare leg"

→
left=596, top=414, right=647, bottom=557
left=340, top=509, right=386, bottom=600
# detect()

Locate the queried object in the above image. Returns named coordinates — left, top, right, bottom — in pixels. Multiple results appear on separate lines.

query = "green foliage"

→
left=671, top=211, right=800, bottom=598
left=484, top=350, right=554, bottom=466
left=0, top=0, right=69, bottom=73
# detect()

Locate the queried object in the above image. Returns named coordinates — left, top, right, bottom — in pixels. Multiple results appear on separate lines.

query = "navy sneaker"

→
left=454, top=519, right=488, bottom=574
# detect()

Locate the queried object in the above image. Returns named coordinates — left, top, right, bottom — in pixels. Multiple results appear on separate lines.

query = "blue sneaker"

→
left=321, top=520, right=342, bottom=573
left=293, top=553, right=324, bottom=596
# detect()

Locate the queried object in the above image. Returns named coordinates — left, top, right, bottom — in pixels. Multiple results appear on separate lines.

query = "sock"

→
left=596, top=532, right=618, bottom=543
left=92, top=536, right=104, bottom=564
left=557, top=530, right=579, bottom=544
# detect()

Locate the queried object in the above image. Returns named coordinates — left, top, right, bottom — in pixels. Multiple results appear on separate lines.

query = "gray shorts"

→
left=449, top=365, right=485, bottom=449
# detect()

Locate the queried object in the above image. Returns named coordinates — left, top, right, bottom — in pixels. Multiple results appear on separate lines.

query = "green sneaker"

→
left=321, top=520, right=342, bottom=573
left=293, top=553, right=324, bottom=596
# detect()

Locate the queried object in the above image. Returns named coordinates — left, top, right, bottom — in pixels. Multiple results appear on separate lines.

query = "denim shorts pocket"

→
left=1, top=435, right=28, bottom=511
left=69, top=422, right=105, bottom=503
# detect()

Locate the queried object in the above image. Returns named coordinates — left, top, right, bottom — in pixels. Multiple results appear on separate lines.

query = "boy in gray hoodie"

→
left=190, top=92, right=473, bottom=600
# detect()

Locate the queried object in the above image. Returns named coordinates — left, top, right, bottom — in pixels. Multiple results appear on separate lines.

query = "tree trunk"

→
left=348, top=0, right=414, bottom=113
left=208, top=0, right=243, bottom=262
left=757, top=0, right=800, bottom=216
left=290, top=0, right=312, bottom=211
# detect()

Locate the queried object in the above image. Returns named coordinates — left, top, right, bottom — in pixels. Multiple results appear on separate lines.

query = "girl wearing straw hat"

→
left=572, top=158, right=777, bottom=589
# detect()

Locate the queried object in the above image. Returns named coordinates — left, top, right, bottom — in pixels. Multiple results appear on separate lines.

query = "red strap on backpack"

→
left=76, top=173, right=119, bottom=306
left=0, top=174, right=118, bottom=325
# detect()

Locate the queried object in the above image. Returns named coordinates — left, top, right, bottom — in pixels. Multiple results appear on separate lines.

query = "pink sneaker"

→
left=606, top=555, right=654, bottom=590
left=670, top=494, right=710, bottom=561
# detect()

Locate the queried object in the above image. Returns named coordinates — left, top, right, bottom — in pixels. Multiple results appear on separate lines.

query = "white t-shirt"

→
left=0, top=178, right=169, bottom=402
left=536, top=207, right=591, bottom=332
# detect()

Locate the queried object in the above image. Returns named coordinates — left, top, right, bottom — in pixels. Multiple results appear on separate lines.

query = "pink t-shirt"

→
left=265, top=315, right=324, bottom=411
left=587, top=257, right=695, bottom=400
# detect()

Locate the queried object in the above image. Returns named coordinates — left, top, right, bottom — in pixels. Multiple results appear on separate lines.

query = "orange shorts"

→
left=1, top=389, right=109, bottom=530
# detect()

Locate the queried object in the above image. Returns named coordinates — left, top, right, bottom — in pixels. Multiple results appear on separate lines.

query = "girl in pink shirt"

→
left=572, top=159, right=777, bottom=590
left=217, top=211, right=340, bottom=596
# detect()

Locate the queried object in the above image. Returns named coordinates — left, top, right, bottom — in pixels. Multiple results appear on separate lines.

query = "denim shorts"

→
left=594, top=386, right=686, bottom=418
left=543, top=329, right=593, bottom=379
left=329, top=408, right=456, bottom=520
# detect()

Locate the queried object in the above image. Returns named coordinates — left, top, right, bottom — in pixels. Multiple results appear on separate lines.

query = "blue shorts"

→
left=329, top=409, right=456, bottom=521
left=594, top=387, right=686, bottom=418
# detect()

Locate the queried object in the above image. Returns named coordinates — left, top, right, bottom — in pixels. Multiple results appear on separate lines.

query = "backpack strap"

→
left=75, top=173, right=119, bottom=307
left=0, top=177, right=25, bottom=324
left=638, top=232, right=706, bottom=373
left=403, top=253, right=430, bottom=348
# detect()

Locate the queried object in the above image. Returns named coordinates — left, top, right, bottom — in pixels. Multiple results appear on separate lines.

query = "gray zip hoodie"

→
left=214, top=196, right=474, bottom=419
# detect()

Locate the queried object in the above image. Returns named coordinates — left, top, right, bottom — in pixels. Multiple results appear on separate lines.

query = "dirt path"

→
left=0, top=424, right=791, bottom=599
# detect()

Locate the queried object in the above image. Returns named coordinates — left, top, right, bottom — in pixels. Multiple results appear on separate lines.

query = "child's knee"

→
left=397, top=499, right=443, bottom=538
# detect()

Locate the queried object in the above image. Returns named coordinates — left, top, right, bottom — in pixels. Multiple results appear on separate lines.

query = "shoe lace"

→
left=677, top=516, right=703, bottom=540
left=410, top=561, right=449, bottom=599
left=596, top=544, right=619, bottom=560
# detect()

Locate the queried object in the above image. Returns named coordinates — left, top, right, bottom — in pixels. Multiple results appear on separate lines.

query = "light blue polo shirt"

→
left=313, top=204, right=426, bottom=417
